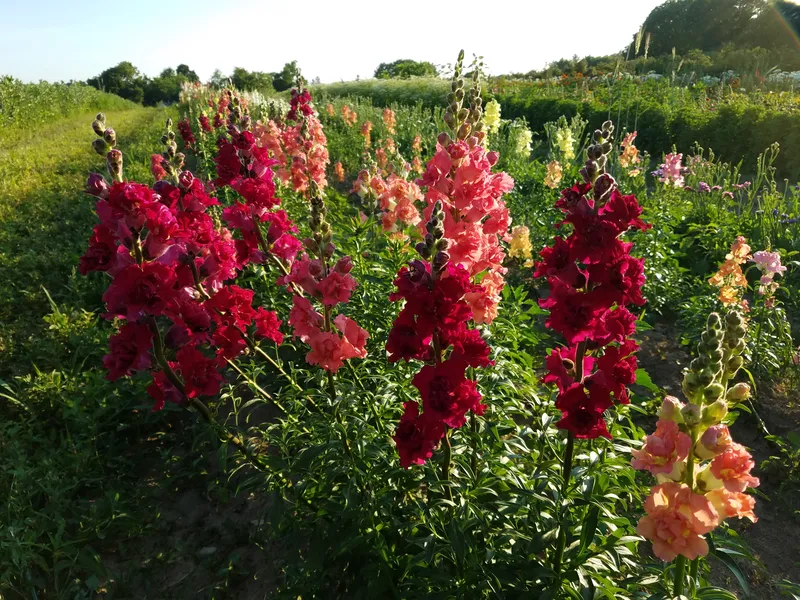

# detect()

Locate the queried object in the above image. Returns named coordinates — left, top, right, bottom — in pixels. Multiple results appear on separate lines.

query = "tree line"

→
left=86, top=61, right=302, bottom=106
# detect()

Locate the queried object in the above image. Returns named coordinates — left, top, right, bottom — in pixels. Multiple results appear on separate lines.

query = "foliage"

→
left=640, top=0, right=766, bottom=56
left=272, top=61, right=301, bottom=92
left=0, top=77, right=136, bottom=140
left=374, top=59, right=439, bottom=79
left=86, top=61, right=202, bottom=106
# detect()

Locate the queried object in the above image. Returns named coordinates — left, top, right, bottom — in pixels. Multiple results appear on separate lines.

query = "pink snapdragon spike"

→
left=636, top=482, right=720, bottom=562
left=417, top=64, right=513, bottom=325
left=81, top=114, right=284, bottom=418
left=654, top=152, right=686, bottom=188
left=283, top=191, right=368, bottom=374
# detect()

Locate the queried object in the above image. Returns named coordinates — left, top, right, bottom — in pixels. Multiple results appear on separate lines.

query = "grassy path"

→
left=0, top=107, right=171, bottom=376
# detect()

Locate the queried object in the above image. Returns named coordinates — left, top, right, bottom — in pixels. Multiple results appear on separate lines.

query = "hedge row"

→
left=313, top=80, right=800, bottom=181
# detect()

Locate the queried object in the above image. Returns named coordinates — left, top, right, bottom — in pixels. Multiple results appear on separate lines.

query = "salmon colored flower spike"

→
left=637, top=482, right=719, bottom=561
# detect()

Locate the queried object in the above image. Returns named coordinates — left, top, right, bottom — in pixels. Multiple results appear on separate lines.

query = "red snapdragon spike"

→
left=394, top=401, right=445, bottom=469
left=82, top=134, right=288, bottom=412
left=103, top=322, right=153, bottom=381
left=536, top=170, right=648, bottom=439
left=178, top=118, right=196, bottom=146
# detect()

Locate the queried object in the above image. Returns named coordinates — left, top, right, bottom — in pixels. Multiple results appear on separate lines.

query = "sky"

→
left=1, top=0, right=665, bottom=84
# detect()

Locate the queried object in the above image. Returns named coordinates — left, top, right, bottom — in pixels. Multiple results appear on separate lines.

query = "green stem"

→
left=470, top=411, right=478, bottom=478
left=441, top=428, right=453, bottom=501
left=673, top=555, right=687, bottom=597
left=552, top=432, right=575, bottom=577
left=148, top=318, right=264, bottom=470
left=690, top=558, right=699, bottom=590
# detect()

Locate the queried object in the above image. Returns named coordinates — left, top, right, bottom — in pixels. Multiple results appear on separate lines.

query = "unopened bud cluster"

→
left=681, top=311, right=749, bottom=427
left=415, top=200, right=449, bottom=274
left=157, top=118, right=186, bottom=182
left=225, top=90, right=251, bottom=136
left=580, top=120, right=615, bottom=186
left=443, top=50, right=485, bottom=143
left=91, top=113, right=123, bottom=182
left=305, top=186, right=335, bottom=261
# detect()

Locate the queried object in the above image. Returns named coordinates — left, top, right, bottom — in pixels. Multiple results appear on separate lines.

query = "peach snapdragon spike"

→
left=632, top=311, right=757, bottom=594
left=709, top=236, right=751, bottom=310
left=253, top=84, right=329, bottom=195
left=416, top=51, right=513, bottom=325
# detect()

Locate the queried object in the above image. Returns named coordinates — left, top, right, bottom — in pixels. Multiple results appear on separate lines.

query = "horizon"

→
left=1, top=0, right=664, bottom=84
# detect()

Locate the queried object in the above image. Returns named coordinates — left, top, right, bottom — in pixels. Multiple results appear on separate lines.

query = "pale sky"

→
left=0, top=0, right=664, bottom=83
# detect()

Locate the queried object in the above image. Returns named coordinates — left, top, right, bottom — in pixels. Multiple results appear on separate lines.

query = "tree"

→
left=86, top=61, right=146, bottom=103
left=374, top=59, right=438, bottom=79
left=176, top=64, right=199, bottom=82
left=230, top=67, right=275, bottom=93
left=637, top=0, right=766, bottom=56
left=273, top=61, right=301, bottom=91
left=209, top=69, right=228, bottom=88
left=742, top=0, right=800, bottom=50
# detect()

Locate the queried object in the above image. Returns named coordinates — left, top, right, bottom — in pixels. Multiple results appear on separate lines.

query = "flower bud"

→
left=697, top=368, right=716, bottom=386
left=658, top=396, right=685, bottom=423
left=725, top=310, right=743, bottom=327
left=696, top=424, right=732, bottom=460
left=707, top=312, right=722, bottom=331
left=106, top=149, right=123, bottom=178
left=593, top=173, right=616, bottom=202
left=703, top=383, right=725, bottom=402
left=702, top=400, right=728, bottom=425
left=726, top=355, right=743, bottom=375
left=438, top=132, right=453, bottom=147
left=415, top=242, right=430, bottom=258
left=92, top=138, right=108, bottom=155
left=681, top=403, right=702, bottom=427
left=457, top=122, right=471, bottom=140
left=86, top=173, right=110, bottom=199
left=433, top=250, right=450, bottom=272
left=726, top=382, right=751, bottom=403
left=602, top=120, right=614, bottom=133
left=178, top=170, right=194, bottom=189
left=334, top=256, right=353, bottom=274
left=103, top=128, right=116, bottom=146
left=92, top=119, right=105, bottom=137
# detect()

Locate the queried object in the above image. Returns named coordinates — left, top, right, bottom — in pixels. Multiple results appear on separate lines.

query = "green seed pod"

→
left=709, top=349, right=724, bottom=363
